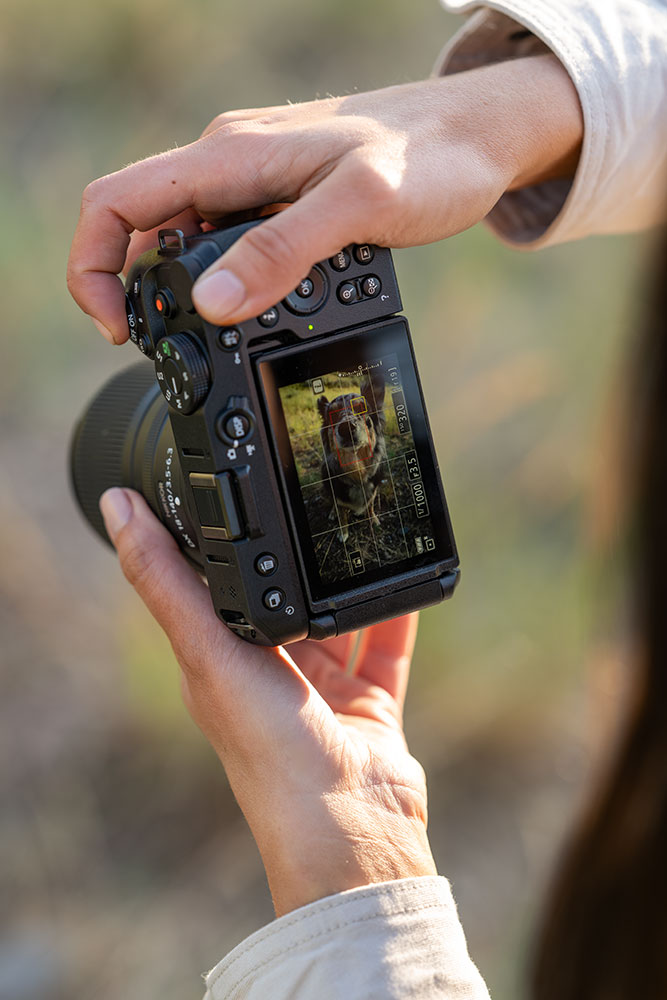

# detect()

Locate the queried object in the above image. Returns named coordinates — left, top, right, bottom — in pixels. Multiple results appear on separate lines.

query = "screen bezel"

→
left=256, top=319, right=457, bottom=603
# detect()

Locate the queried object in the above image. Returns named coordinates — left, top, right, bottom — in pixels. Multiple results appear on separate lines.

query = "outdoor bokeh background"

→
left=0, top=1, right=649, bottom=998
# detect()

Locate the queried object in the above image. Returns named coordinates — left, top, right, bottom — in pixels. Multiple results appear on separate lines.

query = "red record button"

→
left=155, top=289, right=176, bottom=318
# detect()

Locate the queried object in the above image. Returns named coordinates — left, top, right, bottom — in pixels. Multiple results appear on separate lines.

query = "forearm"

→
left=439, top=0, right=667, bottom=246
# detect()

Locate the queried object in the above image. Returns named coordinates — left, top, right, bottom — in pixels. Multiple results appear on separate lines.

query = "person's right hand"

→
left=67, top=54, right=582, bottom=344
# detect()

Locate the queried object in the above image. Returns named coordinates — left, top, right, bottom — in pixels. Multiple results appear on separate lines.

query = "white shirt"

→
left=203, top=2, right=667, bottom=996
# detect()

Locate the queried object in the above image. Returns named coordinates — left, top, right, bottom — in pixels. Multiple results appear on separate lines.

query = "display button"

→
left=330, top=249, right=351, bottom=272
left=337, top=281, right=359, bottom=304
left=255, top=553, right=278, bottom=576
left=258, top=307, right=279, bottom=328
left=354, top=244, right=375, bottom=264
left=296, top=277, right=314, bottom=298
left=223, top=412, right=251, bottom=442
left=263, top=588, right=286, bottom=611
left=362, top=275, right=381, bottom=298
left=219, top=328, right=241, bottom=350
left=216, top=396, right=255, bottom=445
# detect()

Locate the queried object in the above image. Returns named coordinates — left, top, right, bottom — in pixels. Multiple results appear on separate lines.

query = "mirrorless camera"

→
left=70, top=217, right=459, bottom=645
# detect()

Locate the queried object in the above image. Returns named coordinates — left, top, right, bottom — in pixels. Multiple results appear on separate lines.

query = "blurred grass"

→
left=0, top=1, right=646, bottom=998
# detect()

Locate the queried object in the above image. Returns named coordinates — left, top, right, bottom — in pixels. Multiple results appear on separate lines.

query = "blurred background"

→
left=0, top=0, right=648, bottom=998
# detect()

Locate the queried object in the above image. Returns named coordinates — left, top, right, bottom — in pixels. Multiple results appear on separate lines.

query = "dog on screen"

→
left=317, top=370, right=386, bottom=543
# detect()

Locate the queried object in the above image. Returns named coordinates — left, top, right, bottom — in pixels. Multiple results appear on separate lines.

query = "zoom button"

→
left=337, top=281, right=359, bottom=304
left=362, top=276, right=381, bottom=298
left=263, top=588, right=286, bottom=611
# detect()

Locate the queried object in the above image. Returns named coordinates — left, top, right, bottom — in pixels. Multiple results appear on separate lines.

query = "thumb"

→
left=98, top=488, right=329, bottom=750
left=190, top=162, right=378, bottom=326
left=99, top=487, right=234, bottom=676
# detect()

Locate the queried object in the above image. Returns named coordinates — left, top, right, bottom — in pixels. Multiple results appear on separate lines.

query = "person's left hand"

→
left=99, top=486, right=436, bottom=917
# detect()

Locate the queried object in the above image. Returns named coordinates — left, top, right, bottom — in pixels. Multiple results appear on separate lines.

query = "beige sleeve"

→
left=202, top=876, right=491, bottom=999
left=437, top=0, right=667, bottom=249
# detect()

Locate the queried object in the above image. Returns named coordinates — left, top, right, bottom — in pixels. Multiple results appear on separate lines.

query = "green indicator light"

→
left=308, top=324, right=314, bottom=331
left=162, top=341, right=171, bottom=356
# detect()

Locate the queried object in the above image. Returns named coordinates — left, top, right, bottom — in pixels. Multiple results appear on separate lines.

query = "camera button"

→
left=283, top=265, right=327, bottom=315
left=155, top=288, right=177, bottom=318
left=263, top=588, right=286, bottom=611
left=354, top=244, right=375, bottom=265
left=219, top=327, right=242, bottom=350
left=329, top=249, right=351, bottom=272
left=258, top=307, right=279, bottom=328
left=337, top=281, right=359, bottom=304
left=362, top=276, right=381, bottom=298
left=255, top=553, right=278, bottom=577
left=222, top=412, right=251, bottom=442
left=125, top=295, right=153, bottom=356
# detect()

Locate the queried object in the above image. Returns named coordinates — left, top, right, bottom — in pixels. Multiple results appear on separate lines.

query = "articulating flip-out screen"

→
left=259, top=321, right=454, bottom=600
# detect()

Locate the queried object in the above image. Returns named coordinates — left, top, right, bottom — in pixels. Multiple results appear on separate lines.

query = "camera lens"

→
left=69, top=361, right=203, bottom=568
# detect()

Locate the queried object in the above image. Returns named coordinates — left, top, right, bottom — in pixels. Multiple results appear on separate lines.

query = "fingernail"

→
left=93, top=319, right=117, bottom=345
left=192, top=269, right=246, bottom=319
left=100, top=488, right=132, bottom=543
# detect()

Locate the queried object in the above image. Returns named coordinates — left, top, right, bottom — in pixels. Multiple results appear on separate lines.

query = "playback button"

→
left=263, top=588, right=286, bottom=611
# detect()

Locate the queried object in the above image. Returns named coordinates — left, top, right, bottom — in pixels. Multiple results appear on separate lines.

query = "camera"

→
left=70, top=216, right=459, bottom=645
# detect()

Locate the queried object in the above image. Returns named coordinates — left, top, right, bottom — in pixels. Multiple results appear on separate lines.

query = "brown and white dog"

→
left=317, top=371, right=386, bottom=543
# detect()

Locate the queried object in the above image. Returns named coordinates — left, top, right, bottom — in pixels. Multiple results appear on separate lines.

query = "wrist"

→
left=251, top=789, right=437, bottom=918
left=441, top=54, right=583, bottom=194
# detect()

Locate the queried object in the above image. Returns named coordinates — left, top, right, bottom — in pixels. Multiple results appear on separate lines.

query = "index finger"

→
left=353, top=613, right=419, bottom=709
left=66, top=131, right=290, bottom=343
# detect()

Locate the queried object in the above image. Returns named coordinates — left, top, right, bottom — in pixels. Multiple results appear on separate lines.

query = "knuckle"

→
left=348, top=155, right=400, bottom=213
left=208, top=108, right=253, bottom=129
left=80, top=176, right=110, bottom=210
left=118, top=532, right=159, bottom=591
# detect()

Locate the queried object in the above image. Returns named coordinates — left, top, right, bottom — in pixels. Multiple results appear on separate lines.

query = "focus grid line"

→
left=311, top=503, right=420, bottom=540
left=365, top=368, right=409, bottom=563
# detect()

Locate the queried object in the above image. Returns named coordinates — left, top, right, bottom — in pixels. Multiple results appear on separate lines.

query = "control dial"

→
left=155, top=333, right=211, bottom=414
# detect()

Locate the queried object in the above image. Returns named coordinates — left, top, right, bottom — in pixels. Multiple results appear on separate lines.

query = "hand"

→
left=99, top=487, right=436, bottom=917
left=68, top=54, right=582, bottom=344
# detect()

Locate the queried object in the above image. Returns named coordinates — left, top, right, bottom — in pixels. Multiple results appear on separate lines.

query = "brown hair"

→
left=531, top=232, right=667, bottom=999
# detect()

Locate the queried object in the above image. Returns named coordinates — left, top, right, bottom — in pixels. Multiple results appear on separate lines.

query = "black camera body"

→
left=72, top=218, right=459, bottom=645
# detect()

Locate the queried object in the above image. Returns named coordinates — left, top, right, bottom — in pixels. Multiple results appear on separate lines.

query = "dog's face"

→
left=319, top=392, right=376, bottom=466
left=317, top=373, right=386, bottom=470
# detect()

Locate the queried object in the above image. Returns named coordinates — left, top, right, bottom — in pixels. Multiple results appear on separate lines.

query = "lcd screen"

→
left=258, top=320, right=455, bottom=601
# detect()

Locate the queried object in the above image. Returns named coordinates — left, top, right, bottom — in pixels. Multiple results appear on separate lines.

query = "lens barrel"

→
left=69, top=361, right=202, bottom=565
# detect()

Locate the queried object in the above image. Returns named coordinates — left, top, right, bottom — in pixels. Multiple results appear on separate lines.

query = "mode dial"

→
left=155, top=333, right=211, bottom=414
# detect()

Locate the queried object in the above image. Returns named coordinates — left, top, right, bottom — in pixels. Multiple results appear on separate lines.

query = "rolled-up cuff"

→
left=203, top=876, right=490, bottom=1000
left=435, top=2, right=594, bottom=249
left=439, top=0, right=667, bottom=246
